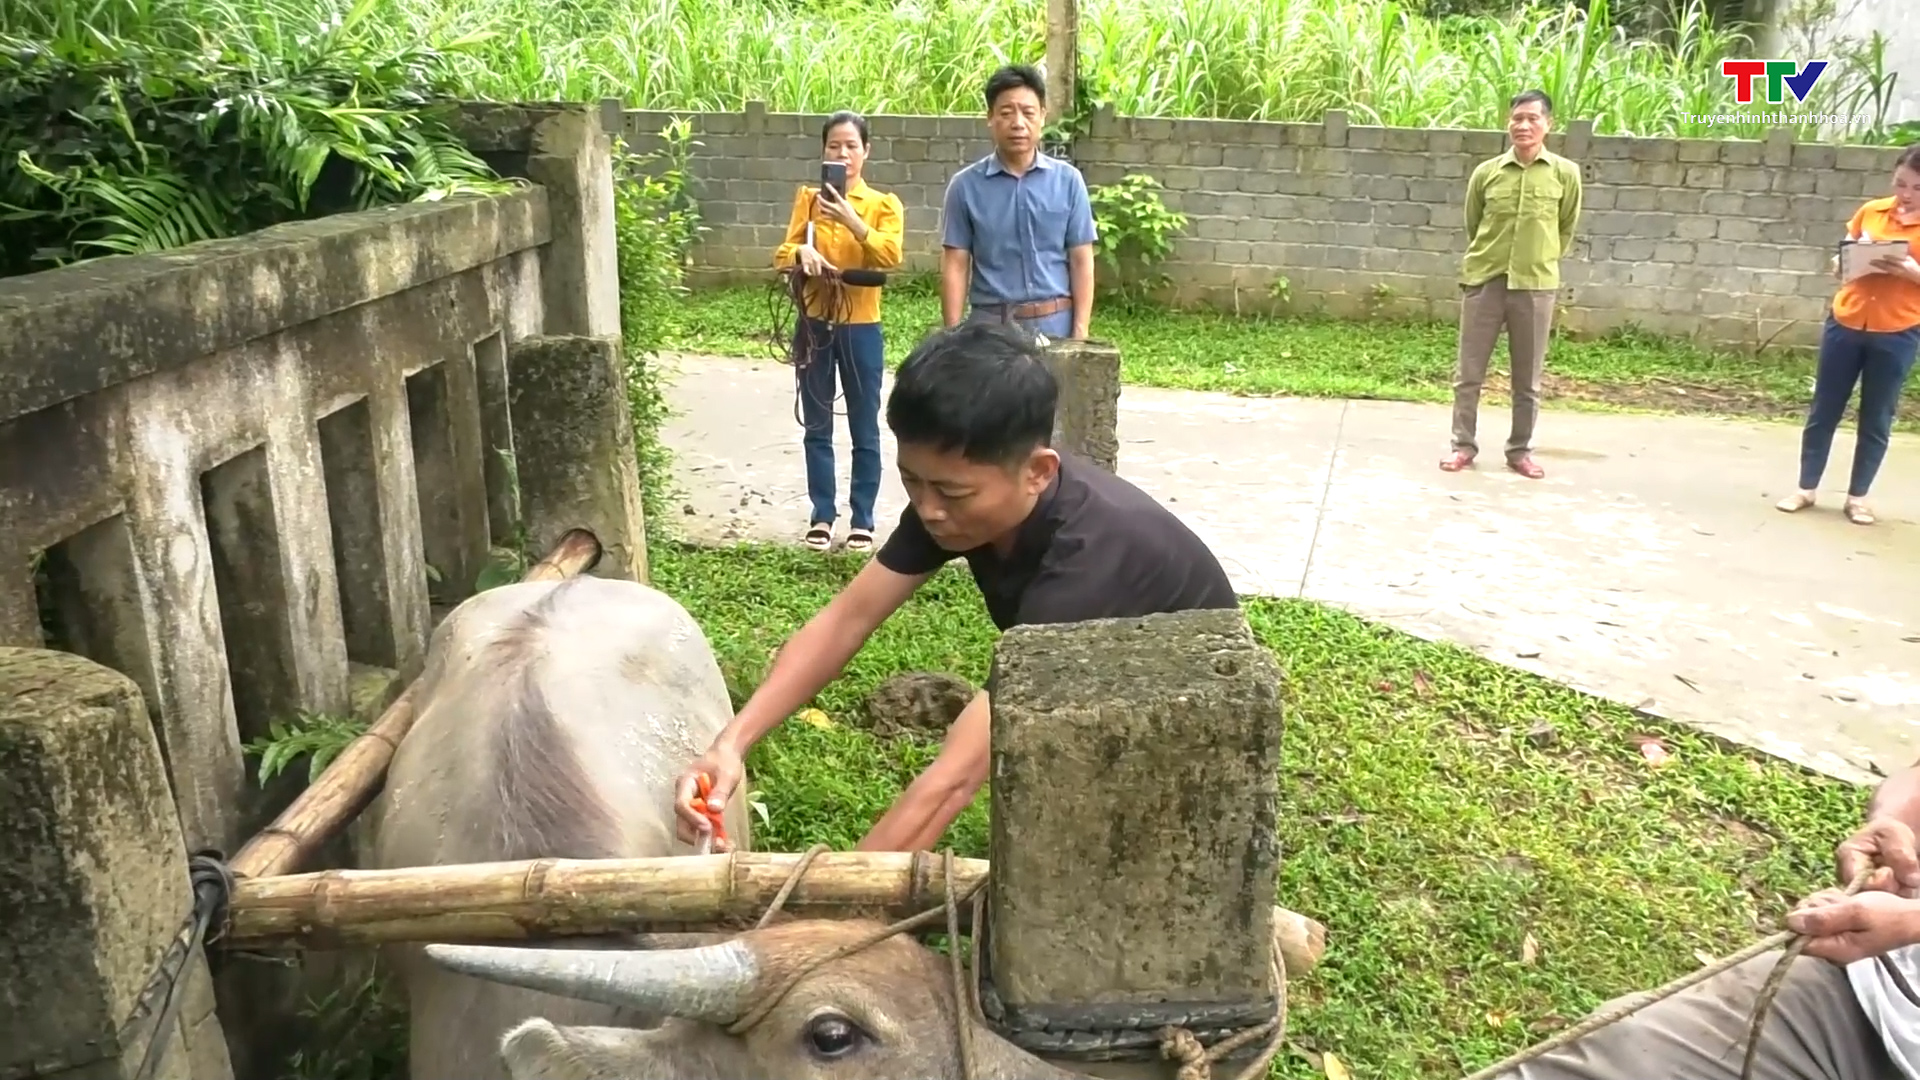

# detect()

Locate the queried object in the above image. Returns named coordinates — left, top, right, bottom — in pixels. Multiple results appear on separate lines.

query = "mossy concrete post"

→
left=1041, top=337, right=1121, bottom=473
left=0, top=647, right=234, bottom=1080
left=985, top=609, right=1284, bottom=1079
left=507, top=335, right=648, bottom=582
left=528, top=106, right=622, bottom=340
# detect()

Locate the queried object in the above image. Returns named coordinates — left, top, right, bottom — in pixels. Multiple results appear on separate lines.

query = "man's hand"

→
left=673, top=740, right=745, bottom=852
left=1787, top=889, right=1920, bottom=965
left=1837, top=816, right=1920, bottom=897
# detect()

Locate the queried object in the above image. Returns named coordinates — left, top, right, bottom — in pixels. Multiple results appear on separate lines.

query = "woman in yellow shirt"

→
left=1777, top=144, right=1920, bottom=526
left=773, top=111, right=905, bottom=553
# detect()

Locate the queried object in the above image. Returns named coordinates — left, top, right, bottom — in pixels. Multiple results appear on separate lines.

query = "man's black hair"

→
left=886, top=323, right=1056, bottom=467
left=1510, top=88, right=1553, bottom=116
left=984, top=64, right=1046, bottom=111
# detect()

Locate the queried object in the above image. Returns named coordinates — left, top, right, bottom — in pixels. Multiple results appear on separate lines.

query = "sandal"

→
left=1845, top=499, right=1876, bottom=526
left=844, top=528, right=875, bottom=554
left=1775, top=490, right=1816, bottom=513
left=1439, top=450, right=1476, bottom=472
left=803, top=523, right=833, bottom=551
left=1507, top=455, right=1545, bottom=480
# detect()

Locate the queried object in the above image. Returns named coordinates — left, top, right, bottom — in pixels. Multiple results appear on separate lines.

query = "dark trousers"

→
left=1797, top=315, right=1919, bottom=497
left=796, top=318, right=884, bottom=530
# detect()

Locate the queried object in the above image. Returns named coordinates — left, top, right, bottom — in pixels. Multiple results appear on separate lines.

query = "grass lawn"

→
left=662, top=280, right=1920, bottom=432
left=648, top=539, right=1867, bottom=1080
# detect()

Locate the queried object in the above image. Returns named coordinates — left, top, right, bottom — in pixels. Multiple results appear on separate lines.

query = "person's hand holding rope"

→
left=1835, top=815, right=1920, bottom=898
left=795, top=243, right=836, bottom=278
left=1786, top=888, right=1920, bottom=966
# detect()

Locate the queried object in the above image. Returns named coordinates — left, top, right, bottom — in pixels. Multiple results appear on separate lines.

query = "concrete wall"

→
left=0, top=101, right=637, bottom=1080
left=621, top=103, right=1907, bottom=350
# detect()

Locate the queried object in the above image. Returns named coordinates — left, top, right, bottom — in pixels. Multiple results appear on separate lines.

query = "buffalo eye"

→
left=805, top=1013, right=866, bottom=1059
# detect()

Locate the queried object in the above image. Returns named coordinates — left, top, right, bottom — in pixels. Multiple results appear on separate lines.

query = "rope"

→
left=1461, top=870, right=1877, bottom=1080
left=726, top=844, right=1288, bottom=1080
left=1156, top=940, right=1289, bottom=1080
left=128, top=853, right=235, bottom=1080
left=767, top=191, right=869, bottom=430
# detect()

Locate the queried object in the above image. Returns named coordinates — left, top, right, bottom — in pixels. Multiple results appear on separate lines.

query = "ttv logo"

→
left=1720, top=59, right=1829, bottom=105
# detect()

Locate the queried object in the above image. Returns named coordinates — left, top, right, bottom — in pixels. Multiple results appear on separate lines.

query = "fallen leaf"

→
left=1376, top=680, right=1395, bottom=693
left=798, top=708, right=834, bottom=729
left=1323, top=1051, right=1352, bottom=1080
left=1693, top=948, right=1718, bottom=967
left=1486, top=1009, right=1514, bottom=1028
left=1521, top=931, right=1539, bottom=965
left=1527, top=1014, right=1568, bottom=1033
left=1673, top=673, right=1702, bottom=693
left=1413, top=670, right=1434, bottom=696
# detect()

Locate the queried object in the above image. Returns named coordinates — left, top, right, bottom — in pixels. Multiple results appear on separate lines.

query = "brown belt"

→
left=976, top=296, right=1070, bottom=321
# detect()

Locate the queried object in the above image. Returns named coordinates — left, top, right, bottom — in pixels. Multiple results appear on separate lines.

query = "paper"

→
left=1840, top=240, right=1911, bottom=282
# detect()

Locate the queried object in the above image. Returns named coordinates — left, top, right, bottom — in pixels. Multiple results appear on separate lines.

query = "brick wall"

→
left=620, top=103, right=1906, bottom=350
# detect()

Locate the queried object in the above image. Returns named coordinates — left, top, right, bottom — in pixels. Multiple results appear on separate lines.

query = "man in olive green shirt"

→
left=1443, top=88, right=1584, bottom=479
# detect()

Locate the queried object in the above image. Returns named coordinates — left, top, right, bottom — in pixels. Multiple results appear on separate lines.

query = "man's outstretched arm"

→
left=674, top=559, right=930, bottom=844
left=856, top=689, right=992, bottom=852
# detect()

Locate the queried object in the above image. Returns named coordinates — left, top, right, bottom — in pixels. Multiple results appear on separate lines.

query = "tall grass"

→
left=4, top=0, right=1901, bottom=140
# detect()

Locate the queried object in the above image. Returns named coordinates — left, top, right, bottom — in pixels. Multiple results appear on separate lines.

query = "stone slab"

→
left=659, top=353, right=1920, bottom=783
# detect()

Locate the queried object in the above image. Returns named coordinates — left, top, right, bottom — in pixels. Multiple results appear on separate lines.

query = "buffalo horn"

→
left=426, top=939, right=759, bottom=1024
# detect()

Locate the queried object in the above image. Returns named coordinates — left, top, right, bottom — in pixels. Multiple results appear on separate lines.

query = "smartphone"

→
left=821, top=160, right=848, bottom=197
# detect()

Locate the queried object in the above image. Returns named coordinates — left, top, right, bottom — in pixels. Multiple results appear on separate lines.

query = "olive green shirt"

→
left=1460, top=148, right=1583, bottom=290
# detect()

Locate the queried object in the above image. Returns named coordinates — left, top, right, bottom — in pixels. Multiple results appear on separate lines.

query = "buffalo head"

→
left=427, top=919, right=1087, bottom=1080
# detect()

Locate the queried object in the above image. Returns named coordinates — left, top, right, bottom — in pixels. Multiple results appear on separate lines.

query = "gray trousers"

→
left=1498, top=950, right=1899, bottom=1080
left=1451, top=274, right=1555, bottom=460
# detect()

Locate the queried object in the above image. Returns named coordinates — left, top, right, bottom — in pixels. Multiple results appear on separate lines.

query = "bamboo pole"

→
left=221, top=850, right=1330, bottom=979
left=227, top=529, right=603, bottom=880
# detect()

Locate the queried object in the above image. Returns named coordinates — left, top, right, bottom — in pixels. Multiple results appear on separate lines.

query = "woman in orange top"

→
left=773, top=111, right=905, bottom=553
left=1777, top=144, right=1920, bottom=526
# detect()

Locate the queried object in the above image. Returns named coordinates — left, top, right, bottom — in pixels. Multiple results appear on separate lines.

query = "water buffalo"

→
left=364, top=572, right=753, bottom=1080
left=367, top=571, right=1089, bottom=1079
left=426, top=922, right=1087, bottom=1079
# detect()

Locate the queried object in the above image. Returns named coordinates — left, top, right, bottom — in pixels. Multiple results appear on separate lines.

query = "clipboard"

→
left=1839, top=240, right=1910, bottom=282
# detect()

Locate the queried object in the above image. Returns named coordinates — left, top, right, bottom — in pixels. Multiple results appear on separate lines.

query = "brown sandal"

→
left=1440, top=450, right=1475, bottom=472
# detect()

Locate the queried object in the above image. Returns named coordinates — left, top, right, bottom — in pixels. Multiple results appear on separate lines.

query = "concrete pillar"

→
left=507, top=335, right=648, bottom=583
left=984, top=608, right=1285, bottom=1078
left=1042, top=337, right=1121, bottom=473
left=526, top=107, right=622, bottom=340
left=0, top=647, right=234, bottom=1080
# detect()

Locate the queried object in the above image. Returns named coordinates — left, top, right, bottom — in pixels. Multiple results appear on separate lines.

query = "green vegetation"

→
left=0, top=0, right=513, bottom=278
left=666, top=277, right=1920, bottom=429
left=8, top=0, right=1916, bottom=154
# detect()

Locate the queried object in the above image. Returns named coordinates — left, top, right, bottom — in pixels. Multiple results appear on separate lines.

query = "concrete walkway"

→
left=659, top=353, right=1920, bottom=785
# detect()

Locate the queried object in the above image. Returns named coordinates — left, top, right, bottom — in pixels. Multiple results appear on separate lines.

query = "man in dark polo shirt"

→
left=673, top=322, right=1238, bottom=853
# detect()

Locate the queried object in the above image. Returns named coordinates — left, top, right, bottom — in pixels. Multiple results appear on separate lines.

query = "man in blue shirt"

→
left=939, top=63, right=1098, bottom=341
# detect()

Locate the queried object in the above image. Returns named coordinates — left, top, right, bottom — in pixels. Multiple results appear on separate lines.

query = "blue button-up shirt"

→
left=940, top=151, right=1098, bottom=309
